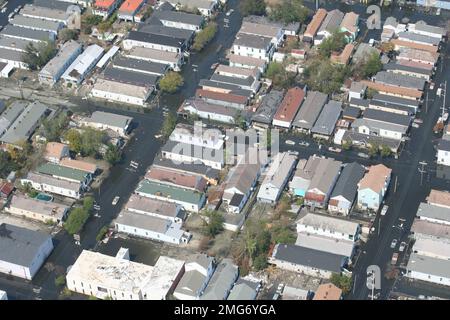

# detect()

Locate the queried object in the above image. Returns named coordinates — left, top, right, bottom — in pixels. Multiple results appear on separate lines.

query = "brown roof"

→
left=361, top=80, right=423, bottom=99
left=330, top=43, right=354, bottom=65
left=390, top=39, right=439, bottom=53
left=59, top=158, right=97, bottom=174
left=227, top=54, right=267, bottom=68
left=145, top=167, right=207, bottom=192
left=427, top=189, right=450, bottom=208
left=45, top=142, right=68, bottom=161
left=397, top=59, right=434, bottom=71
left=305, top=8, right=327, bottom=38
left=358, top=164, right=392, bottom=193
left=411, top=218, right=450, bottom=239
left=196, top=89, right=248, bottom=105
left=273, top=87, right=305, bottom=123
left=340, top=12, right=359, bottom=34
left=313, top=283, right=342, bottom=300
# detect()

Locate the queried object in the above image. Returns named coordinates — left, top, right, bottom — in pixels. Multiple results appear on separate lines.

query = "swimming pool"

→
left=36, top=193, right=53, bottom=202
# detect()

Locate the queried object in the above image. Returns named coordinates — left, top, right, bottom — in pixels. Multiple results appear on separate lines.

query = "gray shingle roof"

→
left=438, top=139, right=450, bottom=152
left=1, top=25, right=51, bottom=42
left=10, top=15, right=62, bottom=33
left=152, top=156, right=220, bottom=180
left=330, top=162, right=366, bottom=202
left=126, top=31, right=186, bottom=48
left=417, top=203, right=450, bottom=223
left=88, top=111, right=133, bottom=129
left=233, top=33, right=272, bottom=49
left=113, top=55, right=167, bottom=76
left=273, top=244, right=345, bottom=273
left=228, top=278, right=259, bottom=300
left=137, top=23, right=194, bottom=41
left=374, top=71, right=426, bottom=90
left=0, top=223, right=51, bottom=267
left=407, top=253, right=450, bottom=279
left=398, top=31, right=441, bottom=46
left=293, top=91, right=328, bottom=130
left=201, top=258, right=238, bottom=300
left=383, top=62, right=431, bottom=77
left=103, top=66, right=159, bottom=87
left=363, top=108, right=411, bottom=127
left=210, top=73, right=256, bottom=88
left=311, top=100, right=342, bottom=136
left=368, top=100, right=416, bottom=115
left=372, top=93, right=420, bottom=108
left=251, top=90, right=284, bottom=125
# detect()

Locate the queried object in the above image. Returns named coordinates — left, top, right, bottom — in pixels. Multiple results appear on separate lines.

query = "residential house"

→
left=383, top=62, right=432, bottom=81
left=59, top=158, right=97, bottom=175
left=408, top=20, right=446, bottom=39
left=257, top=152, right=297, bottom=205
left=357, top=164, right=392, bottom=211
left=340, top=12, right=359, bottom=42
left=406, top=253, right=450, bottom=287
left=201, top=258, right=238, bottom=300
left=232, top=33, right=274, bottom=62
left=44, top=142, right=70, bottom=164
left=316, top=9, right=344, bottom=44
left=136, top=179, right=206, bottom=212
left=0, top=25, right=55, bottom=43
left=295, top=232, right=355, bottom=259
left=39, top=40, right=82, bottom=85
left=348, top=82, right=367, bottom=101
left=303, top=8, right=327, bottom=43
left=124, top=46, right=183, bottom=71
left=0, top=223, right=53, bottom=280
left=382, top=17, right=407, bottom=36
left=373, top=71, right=426, bottom=91
left=227, top=54, right=267, bottom=73
left=118, top=0, right=146, bottom=22
left=228, top=278, right=260, bottom=300
left=251, top=89, right=284, bottom=129
left=437, top=139, right=450, bottom=166
left=145, top=167, right=208, bottom=193
left=196, top=89, right=248, bottom=110
left=352, top=43, right=380, bottom=65
left=313, top=283, right=342, bottom=300
left=36, top=163, right=92, bottom=188
left=93, top=0, right=122, bottom=19
left=0, top=101, right=26, bottom=136
left=125, top=194, right=183, bottom=224
left=173, top=254, right=215, bottom=300
left=330, top=43, right=354, bottom=65
left=371, top=93, right=420, bottom=113
left=296, top=211, right=360, bottom=242
left=292, top=91, right=328, bottom=133
left=61, top=44, right=104, bottom=85
left=66, top=249, right=185, bottom=300
left=416, top=202, right=450, bottom=226
left=311, top=100, right=342, bottom=140
left=239, top=21, right=284, bottom=47
left=269, top=244, right=347, bottom=279
left=21, top=172, right=83, bottom=199
left=164, top=0, right=218, bottom=17
left=102, top=66, right=159, bottom=90
left=209, top=73, right=260, bottom=93
left=215, top=64, right=260, bottom=80
left=80, top=111, right=133, bottom=137
left=10, top=15, right=62, bottom=35
left=177, top=98, right=238, bottom=124
left=289, top=157, right=319, bottom=197
left=0, top=182, right=14, bottom=199
left=161, top=140, right=223, bottom=170
left=91, top=78, right=153, bottom=106
left=397, top=32, right=440, bottom=49
left=304, top=157, right=342, bottom=209
left=397, top=47, right=439, bottom=66
left=153, top=9, right=204, bottom=32
left=272, top=87, right=305, bottom=129
left=123, top=31, right=187, bottom=53
left=6, top=195, right=69, bottom=224
left=427, top=189, right=450, bottom=209
left=328, top=162, right=366, bottom=215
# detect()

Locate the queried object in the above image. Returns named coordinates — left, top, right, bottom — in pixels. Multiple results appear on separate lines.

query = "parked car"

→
left=390, top=239, right=398, bottom=249
left=112, top=196, right=120, bottom=206
left=285, top=140, right=295, bottom=146
left=391, top=252, right=399, bottom=265
left=358, top=152, right=370, bottom=159
left=399, top=242, right=407, bottom=252
left=414, top=118, right=423, bottom=124
left=328, top=147, right=342, bottom=153
left=381, top=205, right=389, bottom=216
left=412, top=123, right=420, bottom=129
left=298, top=141, right=310, bottom=147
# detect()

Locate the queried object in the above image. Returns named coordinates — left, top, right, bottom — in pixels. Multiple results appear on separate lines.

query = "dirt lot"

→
left=0, top=211, right=59, bottom=235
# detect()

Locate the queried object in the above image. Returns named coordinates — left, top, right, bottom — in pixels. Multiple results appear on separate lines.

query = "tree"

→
left=269, top=0, right=310, bottom=25
left=65, top=129, right=83, bottom=154
left=330, top=273, right=353, bottom=295
left=96, top=226, right=108, bottom=242
left=159, top=72, right=184, bottom=93
left=161, top=112, right=177, bottom=139
left=64, top=207, right=90, bottom=235
left=342, top=139, right=352, bottom=151
left=193, top=22, right=218, bottom=51
left=380, top=145, right=392, bottom=158
left=40, top=112, right=69, bottom=142
left=361, top=53, right=382, bottom=78
left=271, top=225, right=296, bottom=244
left=23, top=41, right=57, bottom=70
left=58, top=29, right=78, bottom=42
left=22, top=42, right=40, bottom=70
left=368, top=143, right=379, bottom=158
left=142, top=6, right=153, bottom=20
left=253, top=254, right=268, bottom=271
left=203, top=211, right=224, bottom=238
left=233, top=111, right=246, bottom=129
left=83, top=196, right=94, bottom=211
left=105, top=144, right=122, bottom=165
left=240, top=0, right=266, bottom=16
left=304, top=59, right=350, bottom=94
left=318, top=31, right=347, bottom=58
left=0, top=150, right=19, bottom=178
left=264, top=62, right=295, bottom=89
left=55, top=275, right=66, bottom=287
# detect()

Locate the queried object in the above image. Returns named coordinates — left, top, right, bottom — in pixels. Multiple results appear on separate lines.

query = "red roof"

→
left=196, top=89, right=248, bottom=105
left=95, top=0, right=118, bottom=9
left=273, top=87, right=305, bottom=123
left=0, top=182, right=14, bottom=197
left=119, top=0, right=144, bottom=13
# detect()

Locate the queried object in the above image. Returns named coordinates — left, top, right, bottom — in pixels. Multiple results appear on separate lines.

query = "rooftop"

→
left=358, top=164, right=392, bottom=193
left=227, top=54, right=266, bottom=68
left=417, top=203, right=450, bottom=224
left=311, top=100, right=342, bottom=136
left=201, top=258, right=238, bottom=300
left=125, top=46, right=181, bottom=63
left=304, top=8, right=327, bottom=37
left=233, top=33, right=272, bottom=49
left=62, top=44, right=104, bottom=82
left=313, top=283, right=342, bottom=300
left=407, top=253, right=450, bottom=279
left=0, top=223, right=51, bottom=267
left=374, top=71, right=426, bottom=90
left=59, top=158, right=97, bottom=174
left=427, top=189, right=450, bottom=208
left=296, top=232, right=355, bottom=257
left=37, top=162, right=88, bottom=182
left=330, top=162, right=366, bottom=202
left=363, top=108, right=411, bottom=127
left=318, top=9, right=344, bottom=34
left=1, top=25, right=51, bottom=42
left=273, top=87, right=305, bottom=124
left=93, top=78, right=152, bottom=99
left=10, top=14, right=61, bottom=33
left=411, top=218, right=450, bottom=240
left=40, top=40, right=82, bottom=78
left=136, top=180, right=204, bottom=205
left=113, top=55, right=167, bottom=75
left=297, top=211, right=359, bottom=235
left=239, top=21, right=281, bottom=39
left=251, top=90, right=285, bottom=125
left=146, top=167, right=207, bottom=192
left=153, top=9, right=204, bottom=26
left=293, top=91, right=328, bottom=130
left=103, top=65, right=159, bottom=87
left=8, top=195, right=68, bottom=220
left=126, top=194, right=181, bottom=219
left=307, top=156, right=342, bottom=194
left=85, top=111, right=133, bottom=129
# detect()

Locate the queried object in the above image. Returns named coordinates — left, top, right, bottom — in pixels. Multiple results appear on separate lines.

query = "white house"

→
left=66, top=249, right=185, bottom=300
left=61, top=44, right=104, bottom=85
left=416, top=203, right=450, bottom=226
left=0, top=223, right=54, bottom=280
left=177, top=98, right=237, bottom=124
left=406, top=253, right=450, bottom=287
left=257, top=152, right=297, bottom=204
left=232, top=33, right=274, bottom=62
left=21, top=172, right=82, bottom=199
left=437, top=139, right=450, bottom=166
left=169, top=123, right=224, bottom=150
left=173, top=254, right=215, bottom=300
left=296, top=211, right=360, bottom=242
left=357, top=164, right=392, bottom=212
left=80, top=111, right=133, bottom=137
left=91, top=78, right=153, bottom=106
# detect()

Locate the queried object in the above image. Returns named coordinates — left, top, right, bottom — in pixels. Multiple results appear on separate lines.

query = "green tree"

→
left=264, top=62, right=295, bottom=89
left=40, top=112, right=69, bottom=142
left=58, top=29, right=78, bottom=42
left=55, top=275, right=66, bottom=287
left=22, top=42, right=40, bottom=70
left=159, top=72, right=184, bottom=93
left=304, top=59, right=349, bottom=94
left=80, top=128, right=106, bottom=157
left=253, top=254, right=268, bottom=271
left=368, top=143, right=379, bottom=158
left=161, top=112, right=177, bottom=139
left=64, top=129, right=83, bottom=154
left=269, top=0, right=310, bottom=24
left=105, top=144, right=122, bottom=165
left=0, top=150, right=19, bottom=178
left=240, top=0, right=266, bottom=16
left=193, top=22, right=218, bottom=51
left=380, top=145, right=392, bottom=158
left=96, top=226, right=108, bottom=242
left=330, top=273, right=353, bottom=295
left=362, top=53, right=382, bottom=78
left=342, top=139, right=352, bottom=151
left=233, top=111, right=246, bottom=129
left=271, top=225, right=296, bottom=244
left=64, top=207, right=90, bottom=235
left=203, top=211, right=224, bottom=238
left=318, top=31, right=347, bottom=58
left=142, top=6, right=153, bottom=20
left=83, top=196, right=94, bottom=211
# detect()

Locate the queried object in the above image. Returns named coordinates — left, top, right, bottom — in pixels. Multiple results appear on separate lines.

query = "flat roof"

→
left=227, top=54, right=266, bottom=68
left=8, top=195, right=68, bottom=220
left=116, top=210, right=171, bottom=234
left=374, top=71, right=426, bottom=90
left=297, top=211, right=359, bottom=235
left=24, top=172, right=81, bottom=192
left=40, top=40, right=82, bottom=78
left=1, top=25, right=51, bottom=42
left=136, top=179, right=204, bottom=205
left=154, top=10, right=204, bottom=26
left=127, top=31, right=185, bottom=48
left=398, top=31, right=440, bottom=46
left=233, top=33, right=272, bottom=49
left=93, top=78, right=152, bottom=99
left=103, top=65, right=159, bottom=87
left=21, top=4, right=68, bottom=22
left=407, top=253, right=450, bottom=279
left=138, top=23, right=193, bottom=41
left=0, top=223, right=51, bottom=267
left=363, top=108, right=411, bottom=127
left=87, top=111, right=133, bottom=129
left=112, top=56, right=165, bottom=76
left=411, top=218, right=450, bottom=240
left=125, top=46, right=180, bottom=63
left=10, top=14, right=62, bottom=33
left=179, top=98, right=238, bottom=118
left=0, top=36, right=30, bottom=52
left=296, top=232, right=354, bottom=257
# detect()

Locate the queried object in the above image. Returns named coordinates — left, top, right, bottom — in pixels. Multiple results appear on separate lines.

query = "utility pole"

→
left=418, top=161, right=428, bottom=186
left=443, top=80, right=447, bottom=118
left=316, top=0, right=319, bottom=10
left=425, top=90, right=428, bottom=114
left=394, top=175, right=398, bottom=193
left=378, top=216, right=381, bottom=236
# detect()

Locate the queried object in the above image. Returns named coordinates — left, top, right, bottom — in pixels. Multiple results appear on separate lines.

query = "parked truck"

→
left=391, top=252, right=399, bottom=265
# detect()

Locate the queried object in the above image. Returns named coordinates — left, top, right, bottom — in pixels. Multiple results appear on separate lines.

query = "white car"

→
left=328, top=147, right=342, bottom=153
left=399, top=242, right=407, bottom=252
left=285, top=140, right=295, bottom=145
left=390, top=239, right=398, bottom=249
left=112, top=196, right=120, bottom=206
left=358, top=152, right=370, bottom=159
left=298, top=141, right=310, bottom=147
left=381, top=205, right=389, bottom=216
left=1, top=8, right=7, bottom=13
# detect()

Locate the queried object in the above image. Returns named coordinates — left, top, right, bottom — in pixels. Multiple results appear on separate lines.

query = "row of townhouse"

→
left=290, top=155, right=392, bottom=214
left=406, top=189, right=450, bottom=287
left=269, top=210, right=360, bottom=279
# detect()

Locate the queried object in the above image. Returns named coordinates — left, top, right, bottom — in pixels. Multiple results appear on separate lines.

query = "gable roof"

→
left=330, top=162, right=366, bottom=202
left=358, top=164, right=391, bottom=193
left=273, top=87, right=305, bottom=124
left=313, top=283, right=342, bottom=300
